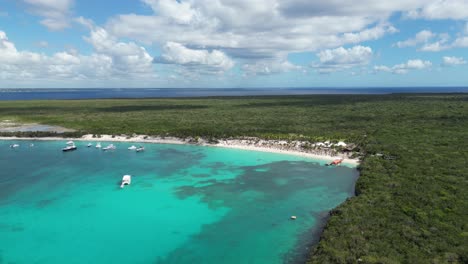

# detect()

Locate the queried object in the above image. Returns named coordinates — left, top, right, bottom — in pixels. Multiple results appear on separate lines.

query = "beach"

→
left=0, top=134, right=360, bottom=166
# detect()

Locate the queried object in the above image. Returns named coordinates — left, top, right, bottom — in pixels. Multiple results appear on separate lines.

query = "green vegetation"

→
left=1, top=94, right=467, bottom=263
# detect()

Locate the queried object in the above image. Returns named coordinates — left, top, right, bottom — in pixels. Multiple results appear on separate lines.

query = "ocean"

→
left=0, top=140, right=358, bottom=264
left=0, top=87, right=466, bottom=100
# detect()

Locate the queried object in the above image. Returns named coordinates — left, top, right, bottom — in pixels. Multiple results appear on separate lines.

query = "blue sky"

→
left=1, top=0, right=468, bottom=88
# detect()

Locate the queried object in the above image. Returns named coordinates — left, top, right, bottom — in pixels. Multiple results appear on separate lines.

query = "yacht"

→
left=102, top=144, right=116, bottom=151
left=62, top=141, right=77, bottom=152
left=136, top=146, right=145, bottom=152
left=128, top=145, right=137, bottom=150
left=120, top=175, right=131, bottom=188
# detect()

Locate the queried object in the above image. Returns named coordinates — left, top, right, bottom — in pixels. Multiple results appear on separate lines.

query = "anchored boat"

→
left=136, top=146, right=145, bottom=152
left=326, top=158, right=344, bottom=166
left=102, top=144, right=116, bottom=151
left=62, top=141, right=77, bottom=152
left=120, top=175, right=131, bottom=188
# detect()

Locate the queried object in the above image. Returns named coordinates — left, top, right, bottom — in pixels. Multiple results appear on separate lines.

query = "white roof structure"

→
left=336, top=141, right=347, bottom=147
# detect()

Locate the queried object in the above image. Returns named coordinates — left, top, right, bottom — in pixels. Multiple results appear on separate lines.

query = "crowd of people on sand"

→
left=214, top=138, right=356, bottom=159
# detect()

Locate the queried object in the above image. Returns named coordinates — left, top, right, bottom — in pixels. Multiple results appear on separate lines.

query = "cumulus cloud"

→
left=395, top=30, right=452, bottom=51
left=23, top=0, right=74, bottom=31
left=155, top=42, right=234, bottom=74
left=395, top=30, right=436, bottom=48
left=441, top=56, right=466, bottom=66
left=406, top=0, right=468, bottom=20
left=106, top=0, right=400, bottom=62
left=278, top=1, right=428, bottom=17
left=242, top=60, right=302, bottom=76
left=76, top=17, right=154, bottom=77
left=452, top=36, right=468, bottom=48
left=5, top=0, right=468, bottom=85
left=0, top=27, right=155, bottom=84
left=100, top=0, right=468, bottom=77
left=374, top=59, right=432, bottom=74
left=312, top=45, right=373, bottom=73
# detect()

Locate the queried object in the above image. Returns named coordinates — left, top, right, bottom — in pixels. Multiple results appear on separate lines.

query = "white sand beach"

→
left=0, top=134, right=360, bottom=166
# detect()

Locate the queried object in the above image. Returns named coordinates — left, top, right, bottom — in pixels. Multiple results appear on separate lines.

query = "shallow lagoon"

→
left=0, top=140, right=358, bottom=264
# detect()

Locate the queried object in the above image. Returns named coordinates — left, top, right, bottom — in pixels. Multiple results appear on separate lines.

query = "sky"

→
left=1, top=0, right=468, bottom=88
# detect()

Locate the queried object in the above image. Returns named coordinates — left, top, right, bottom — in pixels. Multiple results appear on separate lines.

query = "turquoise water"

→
left=0, top=140, right=359, bottom=264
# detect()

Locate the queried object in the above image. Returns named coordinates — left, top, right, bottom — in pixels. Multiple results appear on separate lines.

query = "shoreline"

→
left=0, top=134, right=360, bottom=166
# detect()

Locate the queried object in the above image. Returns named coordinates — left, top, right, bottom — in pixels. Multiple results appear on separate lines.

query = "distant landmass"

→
left=0, top=87, right=467, bottom=100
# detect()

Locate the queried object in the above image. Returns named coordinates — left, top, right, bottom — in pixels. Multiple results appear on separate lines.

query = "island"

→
left=1, top=93, right=467, bottom=263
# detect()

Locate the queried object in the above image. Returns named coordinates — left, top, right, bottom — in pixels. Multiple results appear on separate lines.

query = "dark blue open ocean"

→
left=0, top=87, right=466, bottom=100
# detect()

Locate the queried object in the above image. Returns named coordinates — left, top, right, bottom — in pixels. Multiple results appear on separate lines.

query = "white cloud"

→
left=452, top=36, right=468, bottom=48
left=5, top=0, right=468, bottom=86
left=278, top=1, right=428, bottom=17
left=77, top=17, right=154, bottom=77
left=374, top=59, right=432, bottom=74
left=406, top=0, right=468, bottom=20
left=395, top=30, right=452, bottom=51
left=395, top=30, right=436, bottom=48
left=313, top=45, right=373, bottom=73
left=142, top=0, right=198, bottom=25
left=242, top=60, right=301, bottom=75
left=442, top=56, right=466, bottom=66
left=155, top=42, right=234, bottom=74
left=22, top=0, right=74, bottom=31
left=101, top=0, right=468, bottom=77
left=106, top=0, right=402, bottom=63
left=0, top=28, right=155, bottom=84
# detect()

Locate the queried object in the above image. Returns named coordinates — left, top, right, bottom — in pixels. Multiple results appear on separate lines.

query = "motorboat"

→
left=62, top=141, right=77, bottom=152
left=136, top=146, right=145, bottom=152
left=120, top=175, right=131, bottom=188
left=87, top=143, right=93, bottom=147
left=10, top=144, right=20, bottom=148
left=95, top=142, right=102, bottom=149
left=326, top=158, right=344, bottom=166
left=102, top=144, right=116, bottom=151
left=128, top=145, right=137, bottom=150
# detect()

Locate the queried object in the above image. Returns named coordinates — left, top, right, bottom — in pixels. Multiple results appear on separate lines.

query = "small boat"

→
left=95, top=143, right=102, bottom=149
left=30, top=143, right=34, bottom=147
left=326, top=158, right=344, bottom=166
left=87, top=143, right=93, bottom=147
left=128, top=145, right=137, bottom=150
left=136, top=146, right=145, bottom=152
left=120, top=175, right=131, bottom=188
left=62, top=141, right=77, bottom=152
left=102, top=144, right=116, bottom=151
